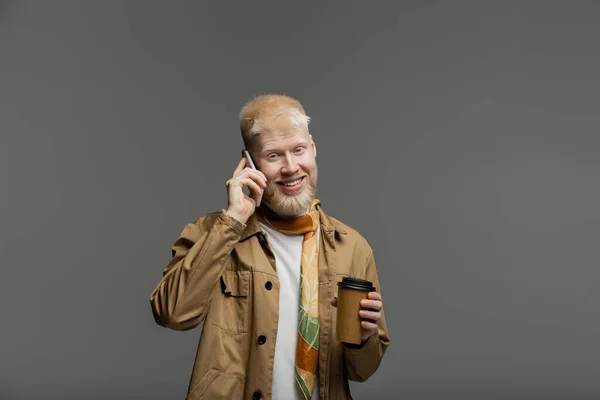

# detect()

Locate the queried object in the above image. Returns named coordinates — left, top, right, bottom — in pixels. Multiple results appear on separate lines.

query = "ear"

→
left=310, top=134, right=317, bottom=157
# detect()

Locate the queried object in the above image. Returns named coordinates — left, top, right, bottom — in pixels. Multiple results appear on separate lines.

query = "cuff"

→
left=342, top=335, right=371, bottom=349
left=220, top=209, right=247, bottom=233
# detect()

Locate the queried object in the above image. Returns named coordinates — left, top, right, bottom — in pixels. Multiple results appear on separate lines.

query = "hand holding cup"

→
left=331, top=277, right=382, bottom=344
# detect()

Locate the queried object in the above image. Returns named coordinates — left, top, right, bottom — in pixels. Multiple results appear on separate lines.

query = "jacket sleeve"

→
left=149, top=210, right=246, bottom=331
left=342, top=240, right=391, bottom=382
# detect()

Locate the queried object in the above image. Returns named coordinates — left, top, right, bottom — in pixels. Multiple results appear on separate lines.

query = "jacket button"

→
left=257, top=335, right=266, bottom=345
left=252, top=391, right=262, bottom=400
left=265, top=281, right=273, bottom=290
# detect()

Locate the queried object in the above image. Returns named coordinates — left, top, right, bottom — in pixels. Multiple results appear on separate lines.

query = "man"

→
left=150, top=94, right=390, bottom=399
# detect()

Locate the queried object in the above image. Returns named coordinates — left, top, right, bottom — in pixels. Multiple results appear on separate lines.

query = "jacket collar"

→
left=238, top=199, right=347, bottom=242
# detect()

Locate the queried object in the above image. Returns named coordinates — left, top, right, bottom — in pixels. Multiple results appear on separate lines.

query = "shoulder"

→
left=177, top=210, right=231, bottom=240
left=323, top=212, right=374, bottom=257
left=192, top=210, right=227, bottom=229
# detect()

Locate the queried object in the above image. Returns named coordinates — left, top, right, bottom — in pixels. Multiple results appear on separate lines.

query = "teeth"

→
left=283, top=178, right=302, bottom=186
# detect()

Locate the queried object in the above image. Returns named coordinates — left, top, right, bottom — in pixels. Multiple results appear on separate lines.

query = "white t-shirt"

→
left=259, top=222, right=320, bottom=400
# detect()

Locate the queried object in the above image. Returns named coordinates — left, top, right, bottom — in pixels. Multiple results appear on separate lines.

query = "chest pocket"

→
left=209, top=269, right=250, bottom=333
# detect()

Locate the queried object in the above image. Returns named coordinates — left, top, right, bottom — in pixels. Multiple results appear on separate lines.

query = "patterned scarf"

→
left=257, top=199, right=321, bottom=399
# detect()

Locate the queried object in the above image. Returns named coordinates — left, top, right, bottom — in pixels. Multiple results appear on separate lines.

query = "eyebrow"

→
left=261, top=141, right=308, bottom=154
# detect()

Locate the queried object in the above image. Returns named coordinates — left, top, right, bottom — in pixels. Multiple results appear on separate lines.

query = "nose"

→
left=281, top=153, right=299, bottom=174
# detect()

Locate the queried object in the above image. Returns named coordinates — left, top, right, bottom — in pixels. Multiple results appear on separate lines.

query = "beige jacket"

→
left=150, top=202, right=390, bottom=399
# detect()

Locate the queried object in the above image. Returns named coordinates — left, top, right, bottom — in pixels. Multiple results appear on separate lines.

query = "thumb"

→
left=330, top=297, right=338, bottom=307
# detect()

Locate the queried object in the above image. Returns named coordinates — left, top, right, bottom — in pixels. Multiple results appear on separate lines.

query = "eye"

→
left=267, top=153, right=279, bottom=160
left=294, top=147, right=305, bottom=154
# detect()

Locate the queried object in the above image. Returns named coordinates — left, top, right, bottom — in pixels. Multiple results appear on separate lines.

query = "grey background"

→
left=1, top=1, right=599, bottom=399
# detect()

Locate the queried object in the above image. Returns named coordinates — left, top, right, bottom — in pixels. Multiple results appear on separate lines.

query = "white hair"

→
left=249, top=107, right=311, bottom=136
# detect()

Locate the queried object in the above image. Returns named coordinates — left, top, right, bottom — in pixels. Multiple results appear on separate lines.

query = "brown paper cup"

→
left=336, top=277, right=376, bottom=345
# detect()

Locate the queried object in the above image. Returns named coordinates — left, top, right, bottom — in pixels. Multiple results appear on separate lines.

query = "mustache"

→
left=274, top=175, right=306, bottom=183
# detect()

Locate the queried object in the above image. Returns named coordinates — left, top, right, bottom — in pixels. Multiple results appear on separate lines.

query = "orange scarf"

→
left=257, top=199, right=321, bottom=399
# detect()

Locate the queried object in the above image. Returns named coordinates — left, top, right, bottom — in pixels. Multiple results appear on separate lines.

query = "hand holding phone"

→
left=224, top=150, right=267, bottom=224
left=242, top=149, right=263, bottom=207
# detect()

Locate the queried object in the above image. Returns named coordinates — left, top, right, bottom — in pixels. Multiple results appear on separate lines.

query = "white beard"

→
left=263, top=175, right=318, bottom=218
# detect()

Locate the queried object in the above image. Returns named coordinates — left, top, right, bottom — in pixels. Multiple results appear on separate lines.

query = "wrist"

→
left=226, top=208, right=249, bottom=225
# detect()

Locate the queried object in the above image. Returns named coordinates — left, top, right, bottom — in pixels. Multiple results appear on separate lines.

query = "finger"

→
left=361, top=320, right=378, bottom=331
left=247, top=167, right=267, bottom=182
left=232, top=177, right=264, bottom=195
left=360, top=299, right=382, bottom=311
left=359, top=310, right=381, bottom=321
left=233, top=157, right=247, bottom=175
left=238, top=168, right=268, bottom=188
left=367, top=291, right=381, bottom=301
left=246, top=179, right=265, bottom=196
left=247, top=169, right=268, bottom=187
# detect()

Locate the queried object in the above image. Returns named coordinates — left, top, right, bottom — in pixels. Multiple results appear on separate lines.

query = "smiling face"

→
left=240, top=94, right=318, bottom=218
left=251, top=128, right=318, bottom=218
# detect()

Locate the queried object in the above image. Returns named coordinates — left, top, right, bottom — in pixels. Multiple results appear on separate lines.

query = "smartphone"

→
left=242, top=149, right=257, bottom=170
left=242, top=149, right=262, bottom=207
